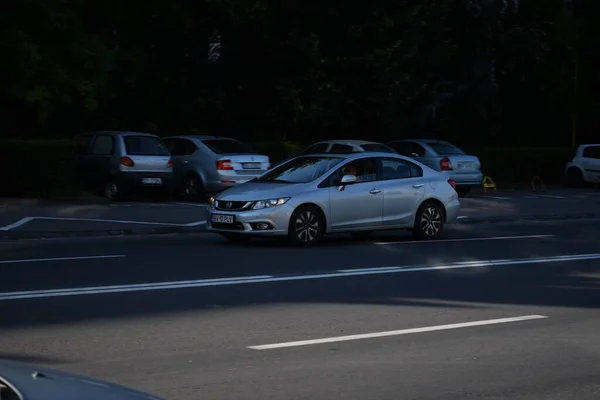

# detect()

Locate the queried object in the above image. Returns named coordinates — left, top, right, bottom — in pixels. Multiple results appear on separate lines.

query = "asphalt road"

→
left=1, top=220, right=599, bottom=399
left=1, top=188, right=599, bottom=236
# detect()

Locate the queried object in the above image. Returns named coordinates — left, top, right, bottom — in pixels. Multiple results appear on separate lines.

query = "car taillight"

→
left=440, top=157, right=453, bottom=171
left=120, top=156, right=134, bottom=167
left=447, top=179, right=456, bottom=190
left=216, top=159, right=233, bottom=170
left=167, top=159, right=173, bottom=168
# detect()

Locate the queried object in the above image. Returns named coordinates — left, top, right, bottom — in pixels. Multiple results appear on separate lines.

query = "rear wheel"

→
left=184, top=174, right=205, bottom=201
left=413, top=201, right=444, bottom=240
left=104, top=180, right=123, bottom=202
left=288, top=205, right=324, bottom=246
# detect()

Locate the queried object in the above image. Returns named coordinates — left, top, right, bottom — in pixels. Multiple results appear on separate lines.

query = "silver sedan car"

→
left=206, top=152, right=460, bottom=245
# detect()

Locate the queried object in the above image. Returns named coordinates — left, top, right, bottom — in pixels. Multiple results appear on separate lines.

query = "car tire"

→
left=288, top=205, right=324, bottom=246
left=351, top=231, right=373, bottom=239
left=184, top=173, right=206, bottom=201
left=223, top=233, right=251, bottom=244
left=456, top=187, right=471, bottom=197
left=566, top=168, right=584, bottom=188
left=413, top=201, right=444, bottom=240
left=104, top=180, right=123, bottom=202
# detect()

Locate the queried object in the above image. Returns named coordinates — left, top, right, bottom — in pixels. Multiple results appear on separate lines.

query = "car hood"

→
left=217, top=181, right=304, bottom=201
left=0, top=359, right=163, bottom=400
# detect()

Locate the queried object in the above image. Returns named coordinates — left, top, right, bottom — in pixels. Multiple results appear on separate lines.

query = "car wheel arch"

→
left=294, top=202, right=328, bottom=232
left=417, top=197, right=447, bottom=222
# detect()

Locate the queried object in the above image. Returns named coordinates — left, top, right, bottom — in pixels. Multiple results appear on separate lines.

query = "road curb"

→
left=2, top=213, right=600, bottom=241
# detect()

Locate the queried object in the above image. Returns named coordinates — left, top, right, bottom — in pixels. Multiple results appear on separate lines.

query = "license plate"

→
left=142, top=178, right=162, bottom=185
left=243, top=163, right=261, bottom=169
left=211, top=214, right=234, bottom=224
left=457, top=163, right=473, bottom=170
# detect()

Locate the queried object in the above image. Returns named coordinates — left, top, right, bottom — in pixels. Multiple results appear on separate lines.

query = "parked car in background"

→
left=163, top=136, right=270, bottom=200
left=73, top=131, right=173, bottom=201
left=206, top=152, right=459, bottom=245
left=565, top=144, right=600, bottom=187
left=0, top=358, right=164, bottom=400
left=387, top=139, right=482, bottom=196
left=273, top=139, right=397, bottom=167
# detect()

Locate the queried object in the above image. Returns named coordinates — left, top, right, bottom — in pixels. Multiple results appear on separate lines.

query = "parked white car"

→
left=565, top=144, right=600, bottom=186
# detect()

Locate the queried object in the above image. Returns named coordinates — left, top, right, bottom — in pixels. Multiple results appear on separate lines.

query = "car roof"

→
left=391, top=138, right=454, bottom=145
left=300, top=152, right=411, bottom=161
left=0, top=359, right=163, bottom=400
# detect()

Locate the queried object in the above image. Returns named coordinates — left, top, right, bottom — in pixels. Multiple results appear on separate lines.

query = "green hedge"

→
left=0, top=139, right=574, bottom=197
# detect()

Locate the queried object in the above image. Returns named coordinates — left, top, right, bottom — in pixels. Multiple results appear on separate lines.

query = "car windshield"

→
left=124, top=136, right=169, bottom=156
left=256, top=156, right=343, bottom=183
left=360, top=143, right=397, bottom=153
left=426, top=142, right=465, bottom=155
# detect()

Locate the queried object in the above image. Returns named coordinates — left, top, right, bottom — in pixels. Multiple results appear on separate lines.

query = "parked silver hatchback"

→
left=207, top=152, right=460, bottom=245
left=163, top=136, right=270, bottom=200
left=388, top=139, right=483, bottom=196
left=73, top=131, right=173, bottom=201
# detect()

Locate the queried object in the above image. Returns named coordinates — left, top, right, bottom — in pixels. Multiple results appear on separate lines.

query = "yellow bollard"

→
left=531, top=176, right=546, bottom=192
left=482, top=176, right=497, bottom=193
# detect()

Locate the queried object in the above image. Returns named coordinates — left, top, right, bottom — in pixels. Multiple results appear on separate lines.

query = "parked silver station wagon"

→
left=207, top=152, right=460, bottom=245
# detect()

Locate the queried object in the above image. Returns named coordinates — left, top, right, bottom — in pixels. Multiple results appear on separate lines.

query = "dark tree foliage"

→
left=0, top=0, right=597, bottom=145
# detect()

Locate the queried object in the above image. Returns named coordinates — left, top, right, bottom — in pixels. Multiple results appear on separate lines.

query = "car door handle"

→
left=412, top=184, right=424, bottom=188
left=369, top=189, right=382, bottom=194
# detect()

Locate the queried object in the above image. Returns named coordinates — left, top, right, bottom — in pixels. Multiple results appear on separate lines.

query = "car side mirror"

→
left=338, top=174, right=357, bottom=191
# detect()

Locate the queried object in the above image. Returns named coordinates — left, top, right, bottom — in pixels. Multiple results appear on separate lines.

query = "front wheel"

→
left=413, top=201, right=444, bottom=240
left=288, top=205, right=324, bottom=246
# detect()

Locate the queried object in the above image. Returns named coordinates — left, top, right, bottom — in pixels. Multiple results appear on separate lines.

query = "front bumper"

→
left=206, top=204, right=294, bottom=236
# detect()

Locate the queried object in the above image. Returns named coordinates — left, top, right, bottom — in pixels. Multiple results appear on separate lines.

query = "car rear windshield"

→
left=360, top=144, right=397, bottom=153
left=124, top=136, right=169, bottom=156
left=256, top=156, right=343, bottom=184
left=426, top=142, right=465, bottom=155
left=202, top=139, right=254, bottom=154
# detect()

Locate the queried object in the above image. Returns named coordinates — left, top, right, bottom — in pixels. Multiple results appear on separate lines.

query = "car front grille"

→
left=215, top=200, right=251, bottom=211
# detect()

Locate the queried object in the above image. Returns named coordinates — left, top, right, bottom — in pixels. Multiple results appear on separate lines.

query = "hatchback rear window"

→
left=360, top=144, right=397, bottom=153
left=202, top=139, right=254, bottom=154
left=124, top=136, right=169, bottom=156
left=426, top=142, right=465, bottom=155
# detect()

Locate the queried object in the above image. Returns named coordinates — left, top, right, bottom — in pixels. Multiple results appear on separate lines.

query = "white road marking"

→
left=535, top=194, right=566, bottom=199
left=373, top=234, right=555, bottom=246
left=0, top=255, right=125, bottom=265
left=522, top=196, right=539, bottom=199
left=0, top=253, right=598, bottom=301
left=248, top=315, right=549, bottom=350
left=0, top=217, right=206, bottom=231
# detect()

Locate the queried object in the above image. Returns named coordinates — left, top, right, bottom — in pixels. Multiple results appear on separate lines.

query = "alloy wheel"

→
left=294, top=210, right=319, bottom=242
left=420, top=206, right=442, bottom=237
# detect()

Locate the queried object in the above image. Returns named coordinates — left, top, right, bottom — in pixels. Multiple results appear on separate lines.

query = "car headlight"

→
left=209, top=196, right=216, bottom=207
left=252, top=197, right=290, bottom=210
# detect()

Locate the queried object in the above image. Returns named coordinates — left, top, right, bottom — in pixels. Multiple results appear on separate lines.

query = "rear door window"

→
left=361, top=143, right=397, bottom=153
left=91, top=135, right=114, bottom=155
left=303, top=143, right=329, bottom=154
left=582, top=146, right=600, bottom=159
left=124, top=136, right=169, bottom=156
left=202, top=139, right=254, bottom=154
left=426, top=142, right=465, bottom=155
left=329, top=144, right=355, bottom=154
